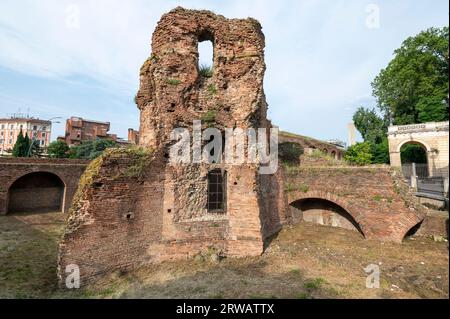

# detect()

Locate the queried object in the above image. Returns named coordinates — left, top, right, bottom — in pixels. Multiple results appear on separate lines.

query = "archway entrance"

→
left=400, top=142, right=429, bottom=178
left=7, top=172, right=65, bottom=214
left=290, top=198, right=364, bottom=237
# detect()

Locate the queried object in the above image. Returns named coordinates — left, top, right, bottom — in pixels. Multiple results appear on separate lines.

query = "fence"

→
left=401, top=163, right=449, bottom=179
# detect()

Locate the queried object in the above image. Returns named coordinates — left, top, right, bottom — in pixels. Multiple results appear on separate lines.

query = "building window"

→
left=33, top=125, right=37, bottom=131
left=42, top=126, right=46, bottom=131
left=42, top=132, right=46, bottom=138
left=207, top=169, right=226, bottom=213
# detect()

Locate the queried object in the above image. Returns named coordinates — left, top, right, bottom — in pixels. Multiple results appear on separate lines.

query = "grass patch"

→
left=167, top=78, right=181, bottom=86
left=304, top=278, right=326, bottom=290
left=373, top=195, right=383, bottom=202
left=199, top=64, right=213, bottom=78
left=207, top=84, right=217, bottom=95
left=201, top=110, right=217, bottom=123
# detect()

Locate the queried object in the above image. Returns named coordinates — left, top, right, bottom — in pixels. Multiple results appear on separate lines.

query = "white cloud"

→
left=0, top=0, right=448, bottom=141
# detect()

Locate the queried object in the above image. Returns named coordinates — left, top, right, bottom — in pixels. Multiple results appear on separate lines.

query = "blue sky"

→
left=0, top=0, right=448, bottom=143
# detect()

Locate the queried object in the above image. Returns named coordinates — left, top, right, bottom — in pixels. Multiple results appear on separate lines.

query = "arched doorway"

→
left=7, top=172, right=65, bottom=214
left=400, top=141, right=429, bottom=178
left=289, top=198, right=364, bottom=237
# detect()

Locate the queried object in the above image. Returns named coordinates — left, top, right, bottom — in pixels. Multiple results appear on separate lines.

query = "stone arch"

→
left=396, top=139, right=431, bottom=153
left=6, top=171, right=66, bottom=214
left=289, top=191, right=365, bottom=237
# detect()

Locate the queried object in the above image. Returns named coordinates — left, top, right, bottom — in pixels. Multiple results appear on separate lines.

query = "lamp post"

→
left=26, top=117, right=62, bottom=157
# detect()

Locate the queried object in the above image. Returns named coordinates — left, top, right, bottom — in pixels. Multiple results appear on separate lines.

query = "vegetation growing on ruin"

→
left=167, top=78, right=181, bottom=85
left=279, top=142, right=303, bottom=165
left=284, top=182, right=309, bottom=193
left=64, top=154, right=104, bottom=233
left=123, top=147, right=154, bottom=178
left=201, top=110, right=217, bottom=123
left=207, top=84, right=217, bottom=95
left=199, top=64, right=213, bottom=78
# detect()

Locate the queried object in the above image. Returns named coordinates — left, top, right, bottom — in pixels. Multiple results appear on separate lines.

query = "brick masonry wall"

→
left=283, top=165, right=427, bottom=242
left=0, top=158, right=88, bottom=215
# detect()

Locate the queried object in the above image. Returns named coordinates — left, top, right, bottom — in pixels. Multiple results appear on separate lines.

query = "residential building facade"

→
left=0, top=116, right=52, bottom=155
left=61, top=117, right=117, bottom=146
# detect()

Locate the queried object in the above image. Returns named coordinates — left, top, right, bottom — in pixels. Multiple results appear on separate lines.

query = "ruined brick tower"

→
left=58, top=7, right=285, bottom=285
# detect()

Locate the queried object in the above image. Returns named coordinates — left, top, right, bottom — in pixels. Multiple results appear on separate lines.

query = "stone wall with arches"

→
left=282, top=165, right=426, bottom=242
left=388, top=121, right=449, bottom=176
left=0, top=158, right=88, bottom=215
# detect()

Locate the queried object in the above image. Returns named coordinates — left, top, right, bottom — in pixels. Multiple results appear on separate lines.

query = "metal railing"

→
left=401, top=163, right=449, bottom=179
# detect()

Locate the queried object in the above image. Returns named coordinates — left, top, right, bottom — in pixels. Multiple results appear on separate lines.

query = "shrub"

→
left=47, top=140, right=70, bottom=158
left=279, top=142, right=304, bottom=165
left=344, top=142, right=373, bottom=165
left=69, top=139, right=117, bottom=160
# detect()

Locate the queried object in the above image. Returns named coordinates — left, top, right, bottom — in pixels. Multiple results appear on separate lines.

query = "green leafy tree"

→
left=344, top=142, right=373, bottom=166
left=352, top=27, right=448, bottom=164
left=12, top=130, right=31, bottom=157
left=372, top=27, right=449, bottom=125
left=69, top=139, right=117, bottom=160
left=47, top=140, right=70, bottom=158
left=353, top=107, right=388, bottom=144
left=370, top=137, right=390, bottom=164
left=352, top=108, right=390, bottom=164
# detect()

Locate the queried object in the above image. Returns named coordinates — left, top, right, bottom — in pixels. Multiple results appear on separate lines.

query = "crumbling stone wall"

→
left=58, top=8, right=283, bottom=285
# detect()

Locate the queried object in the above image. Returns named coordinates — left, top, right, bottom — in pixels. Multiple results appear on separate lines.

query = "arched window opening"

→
left=198, top=31, right=214, bottom=78
left=207, top=169, right=226, bottom=213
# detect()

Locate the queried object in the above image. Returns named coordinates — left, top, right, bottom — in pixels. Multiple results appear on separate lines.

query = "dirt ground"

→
left=0, top=212, right=448, bottom=299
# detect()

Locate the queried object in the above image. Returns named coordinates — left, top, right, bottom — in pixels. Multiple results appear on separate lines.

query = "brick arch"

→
left=6, top=170, right=67, bottom=192
left=6, top=171, right=66, bottom=214
left=289, top=190, right=366, bottom=238
left=0, top=158, right=88, bottom=215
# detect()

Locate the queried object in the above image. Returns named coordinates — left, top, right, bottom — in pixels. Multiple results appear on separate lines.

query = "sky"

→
left=0, top=0, right=448, bottom=144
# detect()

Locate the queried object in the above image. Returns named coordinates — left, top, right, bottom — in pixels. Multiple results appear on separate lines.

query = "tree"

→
left=370, top=137, right=390, bottom=164
left=29, top=140, right=44, bottom=158
left=344, top=142, right=373, bottom=166
left=353, top=107, right=388, bottom=144
left=12, top=130, right=30, bottom=157
left=351, top=27, right=448, bottom=165
left=69, top=139, right=117, bottom=160
left=372, top=27, right=449, bottom=125
left=47, top=140, right=70, bottom=158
